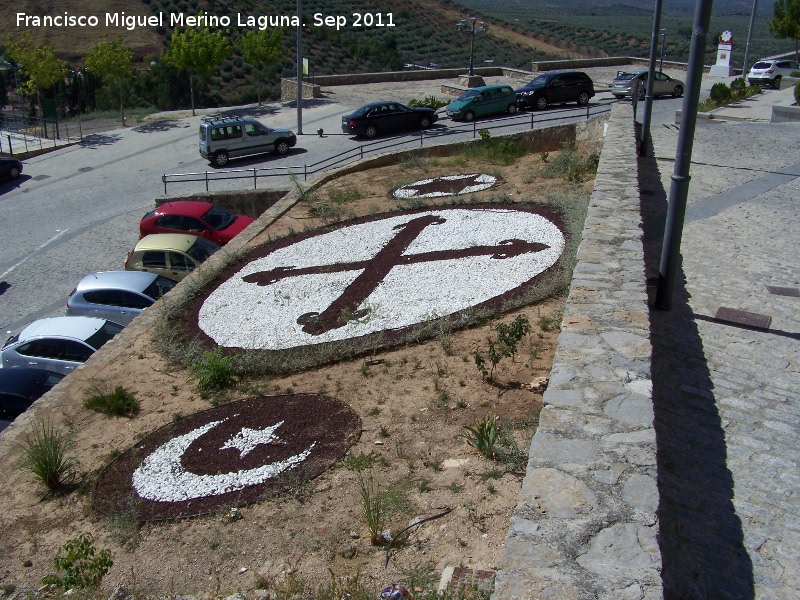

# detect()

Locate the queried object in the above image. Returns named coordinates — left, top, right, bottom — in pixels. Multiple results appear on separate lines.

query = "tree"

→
left=769, top=0, right=800, bottom=61
left=84, top=35, right=133, bottom=125
left=5, top=32, right=65, bottom=118
left=238, top=28, right=284, bottom=105
left=162, top=24, right=232, bottom=116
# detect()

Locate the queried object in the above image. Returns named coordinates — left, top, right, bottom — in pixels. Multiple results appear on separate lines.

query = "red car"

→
left=139, top=201, right=255, bottom=246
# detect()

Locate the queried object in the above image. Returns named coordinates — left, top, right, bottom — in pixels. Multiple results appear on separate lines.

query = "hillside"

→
left=3, top=0, right=587, bottom=108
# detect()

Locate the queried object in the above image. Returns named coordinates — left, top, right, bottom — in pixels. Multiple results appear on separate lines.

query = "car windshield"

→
left=456, top=89, right=480, bottom=101
left=202, top=205, right=237, bottom=230
left=84, top=321, right=124, bottom=351
left=142, top=275, right=178, bottom=300
left=524, top=75, right=552, bottom=88
left=187, top=237, right=220, bottom=262
left=752, top=62, right=772, bottom=69
left=615, top=72, right=639, bottom=81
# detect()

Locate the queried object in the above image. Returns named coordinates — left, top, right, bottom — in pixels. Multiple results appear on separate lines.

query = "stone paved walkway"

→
left=643, top=112, right=800, bottom=599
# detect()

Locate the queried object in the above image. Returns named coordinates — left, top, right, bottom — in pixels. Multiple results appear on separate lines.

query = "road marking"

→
left=0, top=229, right=69, bottom=279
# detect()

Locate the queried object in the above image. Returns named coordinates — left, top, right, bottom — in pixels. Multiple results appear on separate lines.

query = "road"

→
left=0, top=86, right=679, bottom=338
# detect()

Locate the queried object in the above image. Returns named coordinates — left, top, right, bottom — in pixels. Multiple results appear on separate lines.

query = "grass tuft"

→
left=18, top=419, right=77, bottom=491
left=83, top=382, right=139, bottom=417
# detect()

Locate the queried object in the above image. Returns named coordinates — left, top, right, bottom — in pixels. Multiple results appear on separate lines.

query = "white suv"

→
left=746, top=58, right=800, bottom=89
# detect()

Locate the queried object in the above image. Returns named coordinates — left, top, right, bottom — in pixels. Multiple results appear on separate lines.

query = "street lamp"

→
left=660, top=28, right=667, bottom=71
left=457, top=17, right=488, bottom=77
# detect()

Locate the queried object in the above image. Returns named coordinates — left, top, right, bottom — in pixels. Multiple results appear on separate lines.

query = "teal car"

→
left=445, top=84, right=518, bottom=122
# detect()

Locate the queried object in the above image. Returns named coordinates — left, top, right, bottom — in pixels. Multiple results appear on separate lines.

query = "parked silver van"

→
left=199, top=115, right=297, bottom=167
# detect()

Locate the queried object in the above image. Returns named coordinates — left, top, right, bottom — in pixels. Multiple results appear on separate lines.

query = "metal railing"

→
left=0, top=111, right=84, bottom=156
left=161, top=102, right=613, bottom=194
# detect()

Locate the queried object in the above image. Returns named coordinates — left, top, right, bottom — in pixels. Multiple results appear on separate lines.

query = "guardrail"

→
left=160, top=102, right=613, bottom=194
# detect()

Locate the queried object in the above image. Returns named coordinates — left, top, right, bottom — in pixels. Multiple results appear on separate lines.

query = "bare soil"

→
left=0, top=150, right=590, bottom=598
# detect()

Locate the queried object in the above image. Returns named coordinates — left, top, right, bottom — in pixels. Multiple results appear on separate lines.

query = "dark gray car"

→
left=66, top=271, right=177, bottom=326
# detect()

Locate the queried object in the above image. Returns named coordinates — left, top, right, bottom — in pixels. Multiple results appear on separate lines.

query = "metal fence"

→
left=161, top=102, right=614, bottom=194
left=0, top=109, right=85, bottom=156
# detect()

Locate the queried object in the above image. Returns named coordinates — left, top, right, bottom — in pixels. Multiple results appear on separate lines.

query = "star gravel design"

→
left=392, top=174, right=497, bottom=198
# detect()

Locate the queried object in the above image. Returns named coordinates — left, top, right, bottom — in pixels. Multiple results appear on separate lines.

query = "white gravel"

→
left=198, top=207, right=565, bottom=350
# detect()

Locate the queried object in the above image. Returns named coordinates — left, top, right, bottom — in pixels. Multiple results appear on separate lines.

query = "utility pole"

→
left=655, top=0, right=715, bottom=310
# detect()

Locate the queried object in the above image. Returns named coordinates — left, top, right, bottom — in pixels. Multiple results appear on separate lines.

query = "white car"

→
left=747, top=58, right=800, bottom=89
left=1, top=317, right=124, bottom=375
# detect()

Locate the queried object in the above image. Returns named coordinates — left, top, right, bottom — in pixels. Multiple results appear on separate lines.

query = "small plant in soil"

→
left=355, top=469, right=389, bottom=545
left=448, top=482, right=464, bottom=494
left=473, top=315, right=532, bottom=381
left=82, top=382, right=139, bottom=417
left=41, top=533, right=113, bottom=590
left=460, top=414, right=500, bottom=459
left=18, top=419, right=77, bottom=491
left=538, top=315, right=557, bottom=331
left=343, top=451, right=378, bottom=472
left=188, top=347, right=236, bottom=392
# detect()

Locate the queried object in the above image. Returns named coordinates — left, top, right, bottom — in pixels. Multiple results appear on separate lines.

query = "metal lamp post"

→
left=660, top=28, right=667, bottom=71
left=457, top=17, right=488, bottom=77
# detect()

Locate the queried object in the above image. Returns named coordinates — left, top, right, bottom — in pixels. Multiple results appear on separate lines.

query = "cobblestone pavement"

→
left=642, top=106, right=800, bottom=598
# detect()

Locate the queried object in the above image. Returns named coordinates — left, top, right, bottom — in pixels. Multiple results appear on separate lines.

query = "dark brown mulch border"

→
left=92, top=395, right=361, bottom=521
left=168, top=203, right=567, bottom=375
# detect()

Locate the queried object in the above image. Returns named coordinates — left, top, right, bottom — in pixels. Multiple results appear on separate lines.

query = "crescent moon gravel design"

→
left=93, top=395, right=361, bottom=521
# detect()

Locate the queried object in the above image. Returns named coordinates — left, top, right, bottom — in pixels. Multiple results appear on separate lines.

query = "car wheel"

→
left=507, top=103, right=517, bottom=114
left=464, top=111, right=475, bottom=122
left=577, top=92, right=590, bottom=106
left=213, top=151, right=229, bottom=167
left=638, top=87, right=646, bottom=100
left=672, top=85, right=684, bottom=98
left=773, top=76, right=781, bottom=89
left=9, top=166, right=20, bottom=179
left=419, top=116, right=432, bottom=129
left=365, top=125, right=378, bottom=139
left=275, top=140, right=290, bottom=155
left=534, top=96, right=548, bottom=111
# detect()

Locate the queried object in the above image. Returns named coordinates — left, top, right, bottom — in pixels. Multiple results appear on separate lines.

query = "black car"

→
left=0, top=368, right=64, bottom=419
left=341, top=102, right=438, bottom=139
left=0, top=158, right=23, bottom=180
left=514, top=71, right=595, bottom=111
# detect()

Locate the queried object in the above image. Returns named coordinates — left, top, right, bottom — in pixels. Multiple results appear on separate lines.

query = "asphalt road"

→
left=0, top=83, right=680, bottom=338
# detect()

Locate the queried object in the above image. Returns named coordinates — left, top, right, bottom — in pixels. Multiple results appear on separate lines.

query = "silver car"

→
left=611, top=70, right=685, bottom=99
left=747, top=58, right=800, bottom=89
left=66, top=271, right=177, bottom=326
left=2, top=317, right=124, bottom=375
left=198, top=115, right=298, bottom=167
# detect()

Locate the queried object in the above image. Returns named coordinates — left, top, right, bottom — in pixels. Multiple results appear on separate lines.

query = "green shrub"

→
left=795, top=80, right=800, bottom=105
left=41, top=533, right=113, bottom=590
left=709, top=82, right=732, bottom=105
left=539, top=141, right=599, bottom=183
left=83, top=383, right=139, bottom=417
left=188, top=347, right=236, bottom=392
left=18, top=419, right=77, bottom=491
left=730, top=77, right=747, bottom=95
left=407, top=95, right=448, bottom=110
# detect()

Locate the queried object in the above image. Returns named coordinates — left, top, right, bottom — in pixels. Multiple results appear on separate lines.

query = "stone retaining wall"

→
left=281, top=66, right=531, bottom=90
left=494, top=103, right=662, bottom=599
